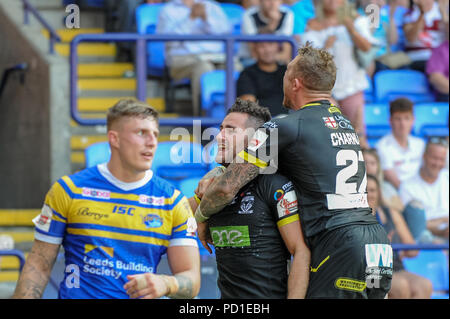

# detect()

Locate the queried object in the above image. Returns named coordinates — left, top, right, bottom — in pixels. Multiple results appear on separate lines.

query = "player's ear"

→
left=108, top=130, right=119, bottom=149
left=293, top=77, right=302, bottom=91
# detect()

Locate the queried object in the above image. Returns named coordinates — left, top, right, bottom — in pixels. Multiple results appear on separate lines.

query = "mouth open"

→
left=141, top=152, right=153, bottom=160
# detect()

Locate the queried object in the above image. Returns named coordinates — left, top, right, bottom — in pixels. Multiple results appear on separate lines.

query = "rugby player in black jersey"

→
left=195, top=43, right=393, bottom=298
left=189, top=99, right=310, bottom=298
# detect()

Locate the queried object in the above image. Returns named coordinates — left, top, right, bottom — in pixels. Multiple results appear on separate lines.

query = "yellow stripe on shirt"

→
left=237, top=150, right=268, bottom=168
left=277, top=214, right=300, bottom=228
left=67, top=227, right=170, bottom=247
left=61, top=175, right=180, bottom=205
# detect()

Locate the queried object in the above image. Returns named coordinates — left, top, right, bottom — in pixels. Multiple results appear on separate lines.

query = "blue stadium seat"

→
left=291, top=0, right=315, bottom=35
left=200, top=70, right=239, bottom=118
left=136, top=3, right=190, bottom=111
left=402, top=250, right=449, bottom=299
left=63, top=0, right=104, bottom=7
left=85, top=142, right=111, bottom=168
left=374, top=70, right=435, bottom=103
left=136, top=3, right=165, bottom=77
left=151, top=141, right=209, bottom=188
left=413, top=102, right=449, bottom=137
left=364, top=74, right=374, bottom=103
left=178, top=176, right=202, bottom=198
left=365, top=103, right=391, bottom=139
left=219, top=3, right=244, bottom=35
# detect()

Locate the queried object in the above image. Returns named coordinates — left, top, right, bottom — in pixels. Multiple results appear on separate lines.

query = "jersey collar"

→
left=301, top=100, right=334, bottom=109
left=97, top=163, right=153, bottom=191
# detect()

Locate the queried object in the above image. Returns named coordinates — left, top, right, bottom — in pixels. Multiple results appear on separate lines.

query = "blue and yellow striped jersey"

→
left=32, top=164, right=198, bottom=299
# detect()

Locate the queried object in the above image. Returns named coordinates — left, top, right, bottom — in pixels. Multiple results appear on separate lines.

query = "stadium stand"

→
left=413, top=102, right=449, bottom=138
left=373, top=70, right=436, bottom=104
left=364, top=74, right=374, bottom=104
left=84, top=141, right=111, bottom=168
left=219, top=2, right=244, bottom=36
left=151, top=141, right=210, bottom=188
left=364, top=103, right=391, bottom=147
left=178, top=176, right=202, bottom=198
left=403, top=250, right=449, bottom=299
left=135, top=3, right=165, bottom=78
left=200, top=70, right=240, bottom=118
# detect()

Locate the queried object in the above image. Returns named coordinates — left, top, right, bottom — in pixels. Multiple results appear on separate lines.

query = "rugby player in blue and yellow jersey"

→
left=13, top=99, right=200, bottom=299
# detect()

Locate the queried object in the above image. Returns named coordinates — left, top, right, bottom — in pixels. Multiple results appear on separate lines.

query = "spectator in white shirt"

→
left=156, top=0, right=231, bottom=116
left=240, top=0, right=294, bottom=66
left=375, top=98, right=426, bottom=190
left=399, top=137, right=449, bottom=243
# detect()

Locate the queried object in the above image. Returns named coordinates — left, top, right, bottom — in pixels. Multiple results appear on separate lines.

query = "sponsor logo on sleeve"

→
left=186, top=217, right=197, bottom=237
left=276, top=190, right=298, bottom=218
left=33, top=204, right=53, bottom=232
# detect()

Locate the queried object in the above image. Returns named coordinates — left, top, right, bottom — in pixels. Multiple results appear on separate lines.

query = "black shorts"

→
left=306, top=223, right=393, bottom=299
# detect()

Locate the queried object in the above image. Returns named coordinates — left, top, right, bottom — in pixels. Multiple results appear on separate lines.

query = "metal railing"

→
left=391, top=243, right=449, bottom=251
left=0, top=63, right=28, bottom=100
left=21, top=0, right=61, bottom=54
left=0, top=249, right=26, bottom=272
left=70, top=33, right=298, bottom=126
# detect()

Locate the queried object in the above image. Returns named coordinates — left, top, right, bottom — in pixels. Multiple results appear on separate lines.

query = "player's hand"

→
left=124, top=273, right=168, bottom=299
left=195, top=166, right=226, bottom=198
left=197, top=221, right=213, bottom=254
left=195, top=177, right=215, bottom=199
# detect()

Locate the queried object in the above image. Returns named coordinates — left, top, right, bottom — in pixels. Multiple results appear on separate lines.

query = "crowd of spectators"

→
left=100, top=0, right=448, bottom=114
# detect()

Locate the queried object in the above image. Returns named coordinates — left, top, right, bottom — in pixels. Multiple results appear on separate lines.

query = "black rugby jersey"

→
left=237, top=100, right=378, bottom=239
left=209, top=173, right=299, bottom=299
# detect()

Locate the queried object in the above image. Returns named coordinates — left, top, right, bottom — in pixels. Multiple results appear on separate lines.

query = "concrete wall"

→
left=0, top=1, right=70, bottom=208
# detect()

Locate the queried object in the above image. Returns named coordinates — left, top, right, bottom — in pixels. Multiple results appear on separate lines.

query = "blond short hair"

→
left=106, top=99, right=159, bottom=131
left=292, top=42, right=337, bottom=92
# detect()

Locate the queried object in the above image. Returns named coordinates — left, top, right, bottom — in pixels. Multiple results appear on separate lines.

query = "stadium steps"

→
left=44, top=24, right=171, bottom=172
left=0, top=210, right=37, bottom=293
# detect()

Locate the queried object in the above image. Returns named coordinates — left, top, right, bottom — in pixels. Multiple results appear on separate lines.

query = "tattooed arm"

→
left=195, top=162, right=260, bottom=222
left=124, top=245, right=200, bottom=299
left=187, top=166, right=227, bottom=212
left=12, top=240, right=60, bottom=299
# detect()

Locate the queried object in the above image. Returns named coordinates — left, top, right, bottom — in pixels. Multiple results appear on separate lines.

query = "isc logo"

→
left=112, top=206, right=135, bottom=216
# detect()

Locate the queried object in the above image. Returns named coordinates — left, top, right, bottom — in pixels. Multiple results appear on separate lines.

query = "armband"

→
left=194, top=205, right=209, bottom=223
left=194, top=194, right=201, bottom=205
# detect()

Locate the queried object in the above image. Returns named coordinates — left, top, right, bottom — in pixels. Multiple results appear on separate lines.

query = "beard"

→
left=283, top=95, right=293, bottom=110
